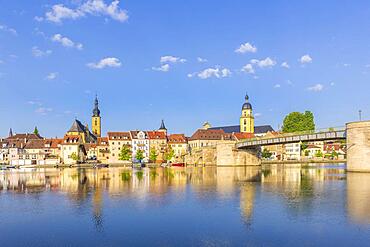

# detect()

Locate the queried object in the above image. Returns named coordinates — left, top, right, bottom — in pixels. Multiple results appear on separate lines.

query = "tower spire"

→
left=9, top=128, right=13, bottom=137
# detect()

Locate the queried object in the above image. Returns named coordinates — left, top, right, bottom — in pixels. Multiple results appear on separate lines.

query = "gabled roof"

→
left=168, top=134, right=187, bottom=144
left=189, top=129, right=227, bottom=141
left=107, top=132, right=131, bottom=140
left=147, top=131, right=166, bottom=140
left=24, top=139, right=46, bottom=149
left=6, top=133, right=42, bottom=141
left=68, top=119, right=86, bottom=133
left=130, top=131, right=148, bottom=139
left=97, top=137, right=109, bottom=146
left=44, top=138, right=63, bottom=148
left=233, top=132, right=255, bottom=141
left=63, top=135, right=81, bottom=144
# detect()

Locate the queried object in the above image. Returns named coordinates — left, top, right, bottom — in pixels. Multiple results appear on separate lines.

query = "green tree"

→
left=33, top=126, right=39, bottom=135
left=149, top=148, right=158, bottom=162
left=164, top=146, right=175, bottom=162
left=118, top=145, right=131, bottom=161
left=282, top=111, right=315, bottom=133
left=71, top=152, right=79, bottom=161
left=315, top=150, right=323, bottom=158
left=135, top=149, right=144, bottom=162
left=261, top=148, right=272, bottom=159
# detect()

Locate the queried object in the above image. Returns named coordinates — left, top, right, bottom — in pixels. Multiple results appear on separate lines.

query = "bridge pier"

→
left=346, top=121, right=370, bottom=172
left=216, top=142, right=260, bottom=166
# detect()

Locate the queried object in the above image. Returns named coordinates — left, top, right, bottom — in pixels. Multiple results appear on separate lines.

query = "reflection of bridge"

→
left=236, top=128, right=346, bottom=149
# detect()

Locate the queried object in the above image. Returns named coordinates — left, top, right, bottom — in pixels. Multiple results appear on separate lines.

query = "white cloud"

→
left=0, top=24, right=17, bottom=35
left=160, top=55, right=186, bottom=64
left=34, top=16, right=44, bottom=22
left=45, top=0, right=128, bottom=23
left=152, top=64, right=170, bottom=72
left=241, top=64, right=255, bottom=74
left=46, top=72, right=58, bottom=80
left=32, top=46, right=52, bottom=57
left=0, top=60, right=3, bottom=64
left=235, top=42, right=257, bottom=53
left=197, top=67, right=231, bottom=79
left=330, top=82, right=335, bottom=86
left=343, top=63, right=351, bottom=67
left=254, top=113, right=262, bottom=118
left=251, top=57, right=276, bottom=68
left=307, top=83, right=323, bottom=92
left=87, top=57, right=122, bottom=69
left=274, top=84, right=281, bottom=88
left=300, top=54, right=312, bottom=64
left=197, top=57, right=207, bottom=63
left=51, top=34, right=83, bottom=50
left=281, top=62, right=290, bottom=68
left=35, top=107, right=53, bottom=115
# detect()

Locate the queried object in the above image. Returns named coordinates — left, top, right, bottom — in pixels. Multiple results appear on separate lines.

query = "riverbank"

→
left=261, top=159, right=346, bottom=165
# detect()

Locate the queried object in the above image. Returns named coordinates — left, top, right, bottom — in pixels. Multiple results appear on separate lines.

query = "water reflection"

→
left=0, top=165, right=368, bottom=230
left=347, top=172, right=370, bottom=224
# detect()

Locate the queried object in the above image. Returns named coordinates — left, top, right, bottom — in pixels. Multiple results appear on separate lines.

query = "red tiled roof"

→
left=63, top=135, right=81, bottom=144
left=189, top=129, right=227, bottom=141
left=24, top=139, right=46, bottom=149
left=147, top=131, right=166, bottom=140
left=168, top=134, right=187, bottom=144
left=107, top=132, right=131, bottom=140
left=233, top=132, right=255, bottom=141
left=97, top=137, right=109, bottom=146
left=6, top=133, right=42, bottom=141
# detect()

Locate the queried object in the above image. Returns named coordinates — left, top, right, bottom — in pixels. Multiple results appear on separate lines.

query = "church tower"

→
left=92, top=95, right=101, bottom=137
left=240, top=93, right=254, bottom=133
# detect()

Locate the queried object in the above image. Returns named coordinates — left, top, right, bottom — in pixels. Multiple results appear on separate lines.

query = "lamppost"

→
left=359, top=110, right=362, bottom=121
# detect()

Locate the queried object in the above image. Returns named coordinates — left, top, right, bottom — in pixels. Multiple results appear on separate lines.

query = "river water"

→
left=0, top=164, right=369, bottom=246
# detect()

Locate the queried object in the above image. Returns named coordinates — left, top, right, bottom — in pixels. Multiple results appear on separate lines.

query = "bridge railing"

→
left=238, top=126, right=346, bottom=143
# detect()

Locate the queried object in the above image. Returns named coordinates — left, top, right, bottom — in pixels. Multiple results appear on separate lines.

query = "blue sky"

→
left=1, top=0, right=370, bottom=137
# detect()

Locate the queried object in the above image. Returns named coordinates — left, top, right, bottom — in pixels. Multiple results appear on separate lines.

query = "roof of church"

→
left=68, top=119, right=87, bottom=133
left=209, top=125, right=274, bottom=134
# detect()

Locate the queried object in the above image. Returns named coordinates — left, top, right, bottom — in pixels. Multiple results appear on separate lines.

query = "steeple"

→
left=93, top=94, right=100, bottom=117
left=240, top=92, right=254, bottom=133
left=9, top=128, right=13, bottom=137
left=159, top=119, right=167, bottom=133
left=91, top=95, right=102, bottom=137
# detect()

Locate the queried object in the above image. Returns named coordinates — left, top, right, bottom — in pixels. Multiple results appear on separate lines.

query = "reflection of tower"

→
left=240, top=93, right=254, bottom=133
left=92, top=187, right=103, bottom=231
left=347, top=172, right=370, bottom=224
left=92, top=95, right=101, bottom=137
left=240, top=183, right=255, bottom=225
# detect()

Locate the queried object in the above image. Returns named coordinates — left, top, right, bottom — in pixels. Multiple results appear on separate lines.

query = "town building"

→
left=188, top=129, right=233, bottom=151
left=147, top=130, right=167, bottom=163
left=130, top=131, right=150, bottom=162
left=283, top=143, right=301, bottom=160
left=60, top=135, right=86, bottom=165
left=96, top=137, right=109, bottom=163
left=168, top=134, right=188, bottom=162
left=107, top=132, right=131, bottom=164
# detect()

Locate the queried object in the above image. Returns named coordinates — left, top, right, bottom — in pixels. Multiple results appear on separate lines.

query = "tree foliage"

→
left=33, top=126, right=39, bottom=135
left=118, top=145, right=131, bottom=161
left=261, top=148, right=273, bottom=159
left=164, top=146, right=175, bottom=162
left=282, top=111, right=315, bottom=133
left=135, top=149, right=144, bottom=162
left=71, top=152, right=79, bottom=161
left=149, top=148, right=158, bottom=162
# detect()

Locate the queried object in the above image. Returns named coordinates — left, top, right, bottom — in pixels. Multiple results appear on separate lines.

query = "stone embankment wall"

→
left=346, top=121, right=370, bottom=172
